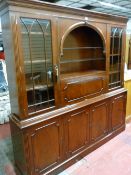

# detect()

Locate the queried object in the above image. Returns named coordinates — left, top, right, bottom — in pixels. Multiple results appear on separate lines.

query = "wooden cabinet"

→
left=65, top=108, right=89, bottom=156
left=11, top=92, right=126, bottom=175
left=110, top=94, right=126, bottom=131
left=90, top=101, right=109, bottom=142
left=0, top=0, right=127, bottom=175
left=27, top=117, right=63, bottom=174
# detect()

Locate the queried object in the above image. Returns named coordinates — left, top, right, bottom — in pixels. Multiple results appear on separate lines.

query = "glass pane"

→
left=109, top=27, right=123, bottom=89
left=20, top=18, right=55, bottom=114
left=110, top=37, right=122, bottom=54
left=110, top=56, right=121, bottom=72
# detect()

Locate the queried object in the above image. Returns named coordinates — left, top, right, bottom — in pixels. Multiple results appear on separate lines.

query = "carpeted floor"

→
left=0, top=92, right=11, bottom=124
left=0, top=137, right=14, bottom=175
left=0, top=124, right=15, bottom=175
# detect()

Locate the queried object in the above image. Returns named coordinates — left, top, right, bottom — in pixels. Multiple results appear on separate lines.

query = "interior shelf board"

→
left=28, top=98, right=55, bottom=107
left=108, top=85, right=121, bottom=90
left=110, top=53, right=121, bottom=56
left=60, top=57, right=105, bottom=63
left=109, top=70, right=120, bottom=74
left=60, top=70, right=106, bottom=79
left=26, top=83, right=53, bottom=91
left=24, top=59, right=52, bottom=64
left=21, top=32, right=50, bottom=36
left=111, top=36, right=122, bottom=38
left=63, top=46, right=103, bottom=50
left=109, top=80, right=121, bottom=86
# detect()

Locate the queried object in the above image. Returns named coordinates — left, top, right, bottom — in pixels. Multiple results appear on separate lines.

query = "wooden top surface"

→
left=11, top=88, right=127, bottom=129
left=0, top=0, right=128, bottom=23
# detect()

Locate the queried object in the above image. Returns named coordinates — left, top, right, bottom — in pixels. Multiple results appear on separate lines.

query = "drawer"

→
left=60, top=75, right=107, bottom=104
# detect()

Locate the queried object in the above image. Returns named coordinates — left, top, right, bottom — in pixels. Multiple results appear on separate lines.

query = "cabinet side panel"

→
left=10, top=119, right=28, bottom=175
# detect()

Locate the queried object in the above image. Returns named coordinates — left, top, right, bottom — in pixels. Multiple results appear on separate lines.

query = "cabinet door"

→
left=90, top=101, right=109, bottom=142
left=108, top=26, right=125, bottom=90
left=66, top=109, right=89, bottom=156
left=110, top=94, right=126, bottom=130
left=28, top=118, right=62, bottom=174
left=20, top=17, right=55, bottom=115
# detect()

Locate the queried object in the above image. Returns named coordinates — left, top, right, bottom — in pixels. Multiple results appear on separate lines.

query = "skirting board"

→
left=126, top=115, right=131, bottom=123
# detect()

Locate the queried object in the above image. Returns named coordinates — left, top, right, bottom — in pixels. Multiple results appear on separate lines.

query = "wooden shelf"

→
left=26, top=83, right=53, bottom=91
left=21, top=31, right=50, bottom=36
left=110, top=36, right=121, bottom=38
left=24, top=60, right=51, bottom=64
left=60, top=70, right=106, bottom=79
left=63, top=46, right=102, bottom=50
left=28, top=98, right=55, bottom=108
left=110, top=54, right=121, bottom=57
left=109, top=80, right=121, bottom=85
left=109, top=70, right=120, bottom=74
left=60, top=57, right=105, bottom=64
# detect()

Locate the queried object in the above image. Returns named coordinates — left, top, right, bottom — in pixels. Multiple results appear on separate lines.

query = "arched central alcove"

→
left=60, top=25, right=106, bottom=74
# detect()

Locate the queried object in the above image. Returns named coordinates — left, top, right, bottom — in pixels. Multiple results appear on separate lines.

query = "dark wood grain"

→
left=0, top=0, right=128, bottom=175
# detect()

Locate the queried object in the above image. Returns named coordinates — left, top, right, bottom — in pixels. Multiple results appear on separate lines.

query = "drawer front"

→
left=60, top=76, right=107, bottom=105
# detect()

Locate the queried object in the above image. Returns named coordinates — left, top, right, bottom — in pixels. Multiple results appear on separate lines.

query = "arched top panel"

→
left=60, top=22, right=106, bottom=56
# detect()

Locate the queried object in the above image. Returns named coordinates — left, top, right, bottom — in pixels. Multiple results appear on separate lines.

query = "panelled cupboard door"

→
left=28, top=118, right=62, bottom=174
left=66, top=108, right=89, bottom=156
left=90, top=101, right=109, bottom=142
left=110, top=94, right=126, bottom=131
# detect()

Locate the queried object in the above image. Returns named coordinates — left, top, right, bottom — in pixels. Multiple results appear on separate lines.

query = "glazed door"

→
left=28, top=117, right=62, bottom=175
left=110, top=94, right=126, bottom=131
left=109, top=26, right=125, bottom=90
left=65, top=108, right=90, bottom=157
left=20, top=17, right=55, bottom=114
left=90, top=101, right=109, bottom=142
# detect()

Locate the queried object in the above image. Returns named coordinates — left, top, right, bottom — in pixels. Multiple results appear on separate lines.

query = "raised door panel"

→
left=111, top=94, right=126, bottom=130
left=66, top=109, right=89, bottom=156
left=29, top=118, right=62, bottom=174
left=90, top=101, right=109, bottom=142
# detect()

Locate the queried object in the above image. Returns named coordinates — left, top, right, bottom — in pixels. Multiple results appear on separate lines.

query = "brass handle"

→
left=54, top=64, right=59, bottom=81
left=47, top=70, right=53, bottom=83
